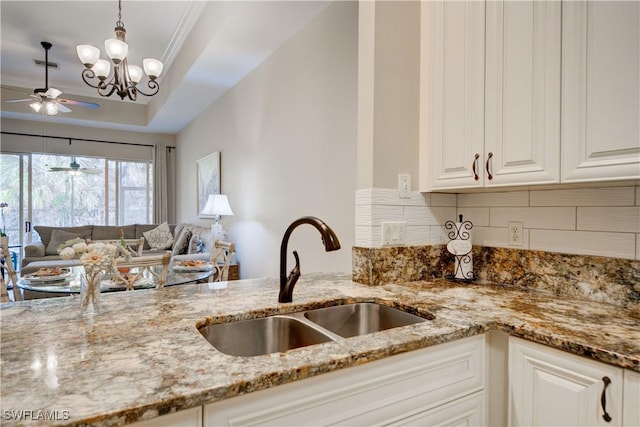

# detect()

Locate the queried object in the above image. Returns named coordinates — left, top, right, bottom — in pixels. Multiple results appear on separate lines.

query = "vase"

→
left=80, top=272, right=101, bottom=314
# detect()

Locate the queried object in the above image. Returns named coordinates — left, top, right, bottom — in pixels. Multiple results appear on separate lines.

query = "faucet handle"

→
left=290, top=250, right=300, bottom=276
left=279, top=250, right=301, bottom=303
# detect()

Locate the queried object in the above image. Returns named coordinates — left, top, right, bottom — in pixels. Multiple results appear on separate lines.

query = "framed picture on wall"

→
left=196, top=152, right=221, bottom=218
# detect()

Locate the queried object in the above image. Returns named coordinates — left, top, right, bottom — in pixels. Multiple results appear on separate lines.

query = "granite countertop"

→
left=1, top=273, right=638, bottom=426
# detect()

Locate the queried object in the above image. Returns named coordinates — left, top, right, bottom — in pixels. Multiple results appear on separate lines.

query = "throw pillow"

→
left=142, top=222, right=174, bottom=250
left=172, top=229, right=192, bottom=256
left=46, top=229, right=84, bottom=255
left=187, top=233, right=204, bottom=254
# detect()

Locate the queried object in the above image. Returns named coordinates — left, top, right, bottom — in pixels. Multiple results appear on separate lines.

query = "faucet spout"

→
left=278, top=216, right=341, bottom=303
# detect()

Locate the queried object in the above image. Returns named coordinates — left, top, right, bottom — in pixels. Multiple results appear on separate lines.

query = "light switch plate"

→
left=398, top=174, right=411, bottom=199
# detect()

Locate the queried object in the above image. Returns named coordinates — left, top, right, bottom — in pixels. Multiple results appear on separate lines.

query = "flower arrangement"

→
left=58, top=239, right=131, bottom=312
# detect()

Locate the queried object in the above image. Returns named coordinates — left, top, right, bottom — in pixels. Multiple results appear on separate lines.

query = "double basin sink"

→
left=198, top=302, right=434, bottom=357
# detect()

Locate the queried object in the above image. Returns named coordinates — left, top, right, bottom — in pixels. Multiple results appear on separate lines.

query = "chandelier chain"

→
left=116, top=0, right=123, bottom=27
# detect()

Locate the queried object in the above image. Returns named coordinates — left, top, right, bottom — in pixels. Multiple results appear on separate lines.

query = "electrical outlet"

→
left=398, top=174, right=411, bottom=199
left=508, top=222, right=523, bottom=246
left=382, top=221, right=407, bottom=246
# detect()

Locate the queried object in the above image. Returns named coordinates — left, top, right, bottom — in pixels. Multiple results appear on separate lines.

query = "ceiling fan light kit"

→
left=76, top=0, right=163, bottom=101
left=2, top=41, right=99, bottom=115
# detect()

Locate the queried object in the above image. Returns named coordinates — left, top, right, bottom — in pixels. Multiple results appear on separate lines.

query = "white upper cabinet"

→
left=485, top=1, right=561, bottom=187
left=420, top=0, right=639, bottom=191
left=561, top=1, right=640, bottom=183
left=419, top=0, right=485, bottom=190
left=420, top=0, right=561, bottom=191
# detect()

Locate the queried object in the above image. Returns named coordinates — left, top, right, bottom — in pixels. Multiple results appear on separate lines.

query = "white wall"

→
left=357, top=1, right=421, bottom=190
left=176, top=2, right=358, bottom=279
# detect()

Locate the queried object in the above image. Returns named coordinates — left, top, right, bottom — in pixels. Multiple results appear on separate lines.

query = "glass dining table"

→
left=16, top=265, right=214, bottom=300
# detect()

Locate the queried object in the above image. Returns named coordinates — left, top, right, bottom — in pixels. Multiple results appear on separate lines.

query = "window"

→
left=0, top=152, right=153, bottom=243
left=0, top=154, right=23, bottom=245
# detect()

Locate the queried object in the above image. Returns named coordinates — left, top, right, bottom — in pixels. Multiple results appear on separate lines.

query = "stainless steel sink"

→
left=199, top=316, right=333, bottom=357
left=304, top=303, right=429, bottom=338
left=198, top=303, right=433, bottom=357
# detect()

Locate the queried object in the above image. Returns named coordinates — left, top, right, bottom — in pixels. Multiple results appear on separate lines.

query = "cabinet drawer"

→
left=391, top=391, right=485, bottom=426
left=205, top=334, right=485, bottom=426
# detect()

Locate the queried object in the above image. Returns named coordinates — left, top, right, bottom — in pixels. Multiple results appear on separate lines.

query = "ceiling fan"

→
left=2, top=41, right=100, bottom=115
left=48, top=157, right=102, bottom=175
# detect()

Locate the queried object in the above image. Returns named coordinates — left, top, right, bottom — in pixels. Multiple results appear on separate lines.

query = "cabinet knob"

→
left=472, top=154, right=480, bottom=181
left=486, top=152, right=494, bottom=180
left=601, top=376, right=612, bottom=422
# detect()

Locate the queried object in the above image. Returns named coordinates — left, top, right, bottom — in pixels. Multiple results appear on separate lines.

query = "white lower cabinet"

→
left=126, top=334, right=638, bottom=427
left=204, top=334, right=486, bottom=426
left=127, top=406, right=202, bottom=427
left=509, top=336, right=631, bottom=427
left=623, top=369, right=640, bottom=427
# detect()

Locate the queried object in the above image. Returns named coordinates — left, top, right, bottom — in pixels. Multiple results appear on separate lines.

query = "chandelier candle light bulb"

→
left=76, top=0, right=163, bottom=101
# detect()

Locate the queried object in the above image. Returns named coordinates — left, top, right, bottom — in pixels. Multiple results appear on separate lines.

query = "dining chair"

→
left=0, top=239, right=21, bottom=301
left=112, top=251, right=171, bottom=290
left=210, top=240, right=235, bottom=282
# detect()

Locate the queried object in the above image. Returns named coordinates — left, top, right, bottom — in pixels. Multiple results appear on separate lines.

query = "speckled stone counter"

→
left=1, top=273, right=638, bottom=426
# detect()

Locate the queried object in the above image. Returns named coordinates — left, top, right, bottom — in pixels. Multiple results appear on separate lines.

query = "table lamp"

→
left=201, top=194, right=234, bottom=241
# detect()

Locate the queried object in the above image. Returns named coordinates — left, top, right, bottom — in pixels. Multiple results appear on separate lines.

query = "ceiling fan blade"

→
left=3, top=98, right=33, bottom=103
left=1, top=86, right=33, bottom=96
left=48, top=167, right=74, bottom=172
left=81, top=168, right=102, bottom=174
left=45, top=88, right=63, bottom=99
left=56, top=103, right=72, bottom=113
left=58, top=98, right=100, bottom=109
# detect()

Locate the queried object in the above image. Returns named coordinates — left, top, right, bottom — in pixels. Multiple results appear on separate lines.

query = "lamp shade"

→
left=76, top=45, right=100, bottom=66
left=201, top=194, right=234, bottom=217
left=143, top=58, right=163, bottom=79
left=29, top=102, right=43, bottom=113
left=44, top=101, right=59, bottom=116
left=127, top=65, right=143, bottom=83
left=93, top=59, right=111, bottom=79
left=104, top=38, right=128, bottom=63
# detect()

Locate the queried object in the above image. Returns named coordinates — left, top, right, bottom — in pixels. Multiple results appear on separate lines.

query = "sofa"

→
left=22, top=222, right=217, bottom=274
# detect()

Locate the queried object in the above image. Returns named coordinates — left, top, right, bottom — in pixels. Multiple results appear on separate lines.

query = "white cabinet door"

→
left=205, top=335, right=485, bottom=426
left=623, top=370, right=640, bottom=427
left=562, top=1, right=640, bottom=183
left=485, top=1, right=561, bottom=187
left=419, top=0, right=485, bottom=190
left=420, top=0, right=561, bottom=191
left=509, top=337, right=624, bottom=427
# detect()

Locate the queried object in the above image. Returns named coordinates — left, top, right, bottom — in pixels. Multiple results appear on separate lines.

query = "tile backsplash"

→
left=354, top=184, right=640, bottom=307
left=356, top=184, right=640, bottom=260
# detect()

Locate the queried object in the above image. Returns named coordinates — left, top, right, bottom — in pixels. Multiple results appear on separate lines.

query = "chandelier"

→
left=76, top=0, right=163, bottom=101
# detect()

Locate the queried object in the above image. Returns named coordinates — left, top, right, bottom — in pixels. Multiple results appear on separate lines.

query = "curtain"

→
left=153, top=145, right=175, bottom=223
